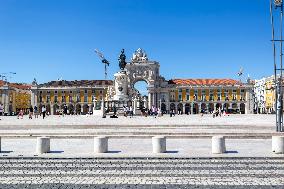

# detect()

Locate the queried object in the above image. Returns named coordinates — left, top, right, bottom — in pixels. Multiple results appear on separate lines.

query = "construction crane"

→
left=237, top=67, right=244, bottom=83
left=94, top=49, right=110, bottom=80
left=0, top=72, right=16, bottom=83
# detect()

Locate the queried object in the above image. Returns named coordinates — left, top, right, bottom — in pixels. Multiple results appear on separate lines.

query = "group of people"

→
left=122, top=105, right=161, bottom=118
left=0, top=104, right=3, bottom=120
left=212, top=108, right=224, bottom=118
left=123, top=106, right=134, bottom=117
left=18, top=105, right=47, bottom=119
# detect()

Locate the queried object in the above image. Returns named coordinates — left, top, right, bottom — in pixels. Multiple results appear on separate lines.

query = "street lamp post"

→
left=270, top=0, right=284, bottom=132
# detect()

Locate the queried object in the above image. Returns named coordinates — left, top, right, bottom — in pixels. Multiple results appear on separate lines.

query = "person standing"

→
left=0, top=104, right=3, bottom=120
left=29, top=106, right=33, bottom=119
left=18, top=109, right=24, bottom=119
left=129, top=106, right=133, bottom=118
left=34, top=105, right=38, bottom=119
left=42, top=105, right=46, bottom=119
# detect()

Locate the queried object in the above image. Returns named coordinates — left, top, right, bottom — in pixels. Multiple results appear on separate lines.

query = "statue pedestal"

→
left=113, top=71, right=129, bottom=101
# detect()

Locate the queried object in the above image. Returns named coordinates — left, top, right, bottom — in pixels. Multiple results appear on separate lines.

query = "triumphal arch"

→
left=108, top=48, right=167, bottom=110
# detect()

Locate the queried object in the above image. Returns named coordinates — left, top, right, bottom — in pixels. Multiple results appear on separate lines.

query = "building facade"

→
left=253, top=75, right=277, bottom=114
left=30, top=80, right=113, bottom=115
left=31, top=49, right=254, bottom=115
left=162, top=79, right=253, bottom=114
left=0, top=81, right=31, bottom=114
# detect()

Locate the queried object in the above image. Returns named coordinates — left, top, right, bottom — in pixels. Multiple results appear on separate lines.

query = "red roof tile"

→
left=169, top=79, right=241, bottom=86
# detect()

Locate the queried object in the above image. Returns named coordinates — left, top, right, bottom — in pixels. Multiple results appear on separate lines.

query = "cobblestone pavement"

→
left=0, top=157, right=283, bottom=188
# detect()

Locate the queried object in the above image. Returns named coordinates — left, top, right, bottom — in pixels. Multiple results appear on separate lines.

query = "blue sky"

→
left=0, top=0, right=273, bottom=85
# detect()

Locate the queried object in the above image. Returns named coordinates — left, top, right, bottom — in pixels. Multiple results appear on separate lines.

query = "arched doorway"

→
left=134, top=80, right=148, bottom=97
left=185, top=103, right=191, bottom=115
left=89, top=104, right=94, bottom=114
left=161, top=103, right=167, bottom=114
left=223, top=103, right=229, bottom=112
left=170, top=103, right=176, bottom=112
left=232, top=103, right=238, bottom=109
left=216, top=103, right=222, bottom=110
left=125, top=49, right=160, bottom=109
left=46, top=104, right=51, bottom=115
left=53, top=104, right=59, bottom=115
left=177, top=103, right=183, bottom=115
left=201, top=103, right=206, bottom=113
left=75, top=104, right=81, bottom=115
left=240, top=103, right=245, bottom=114
left=68, top=104, right=74, bottom=115
left=208, top=103, right=214, bottom=113
left=83, top=104, right=89, bottom=115
left=193, top=103, right=199, bottom=114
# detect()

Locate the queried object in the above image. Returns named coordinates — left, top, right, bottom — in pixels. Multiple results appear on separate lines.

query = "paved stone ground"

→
left=1, top=138, right=283, bottom=158
left=0, top=157, right=283, bottom=188
left=0, top=114, right=275, bottom=127
left=0, top=114, right=281, bottom=137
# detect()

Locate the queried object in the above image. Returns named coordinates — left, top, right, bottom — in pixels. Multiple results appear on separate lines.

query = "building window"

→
left=46, top=96, right=50, bottom=103
left=178, top=89, right=182, bottom=93
left=201, top=90, right=206, bottom=101
left=54, top=96, right=58, bottom=103
left=186, top=95, right=190, bottom=101
left=39, top=96, right=42, bottom=103
left=47, top=91, right=50, bottom=94
left=232, top=89, right=237, bottom=100
left=85, top=90, right=88, bottom=94
left=55, top=91, right=57, bottom=94
left=170, top=94, right=175, bottom=102
left=224, top=89, right=229, bottom=101
left=99, top=90, right=103, bottom=94
left=84, top=95, right=88, bottom=102
left=62, top=96, right=66, bottom=103
left=76, top=95, right=80, bottom=102
left=217, top=89, right=221, bottom=101
left=69, top=96, right=73, bottom=103
left=178, top=94, right=182, bottom=101
left=70, top=91, right=73, bottom=94
left=240, top=89, right=246, bottom=101
left=92, top=90, right=95, bottom=94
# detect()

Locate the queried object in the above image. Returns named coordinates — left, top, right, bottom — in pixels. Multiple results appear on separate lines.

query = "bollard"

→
left=36, top=137, right=50, bottom=154
left=212, top=136, right=226, bottom=154
left=272, top=136, right=284, bottom=154
left=94, top=136, right=108, bottom=153
left=152, top=136, right=166, bottom=153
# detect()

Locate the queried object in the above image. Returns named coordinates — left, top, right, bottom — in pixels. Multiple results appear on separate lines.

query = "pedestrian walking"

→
left=129, top=106, right=134, bottom=118
left=42, top=105, right=46, bottom=119
left=34, top=106, right=39, bottom=118
left=0, top=104, right=3, bottom=120
left=17, top=109, right=24, bottom=119
left=29, top=106, right=33, bottom=119
left=123, top=106, right=127, bottom=117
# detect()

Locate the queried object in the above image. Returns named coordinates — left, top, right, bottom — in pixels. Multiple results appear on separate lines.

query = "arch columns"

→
left=148, top=93, right=152, bottom=109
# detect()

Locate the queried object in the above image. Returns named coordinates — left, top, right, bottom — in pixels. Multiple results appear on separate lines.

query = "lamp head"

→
left=274, top=0, right=283, bottom=6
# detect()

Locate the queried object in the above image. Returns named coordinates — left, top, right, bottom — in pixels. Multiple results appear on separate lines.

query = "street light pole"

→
left=270, top=0, right=284, bottom=132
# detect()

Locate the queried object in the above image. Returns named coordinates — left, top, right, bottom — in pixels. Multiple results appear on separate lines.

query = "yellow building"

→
left=0, top=81, right=31, bottom=114
left=265, top=77, right=275, bottom=113
left=163, top=79, right=252, bottom=114
left=31, top=80, right=113, bottom=115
